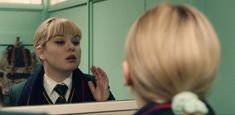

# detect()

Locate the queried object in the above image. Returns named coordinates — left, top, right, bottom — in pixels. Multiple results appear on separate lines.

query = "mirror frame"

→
left=1, top=100, right=138, bottom=114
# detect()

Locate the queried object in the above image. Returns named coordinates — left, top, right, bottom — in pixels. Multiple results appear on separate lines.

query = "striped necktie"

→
left=54, top=84, right=68, bottom=104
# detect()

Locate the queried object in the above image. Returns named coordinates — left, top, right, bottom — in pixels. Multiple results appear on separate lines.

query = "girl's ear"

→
left=123, top=61, right=133, bottom=86
left=36, top=46, right=46, bottom=61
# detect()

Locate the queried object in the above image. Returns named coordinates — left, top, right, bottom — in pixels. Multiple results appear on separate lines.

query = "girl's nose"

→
left=67, top=42, right=75, bottom=52
left=68, top=47, right=75, bottom=52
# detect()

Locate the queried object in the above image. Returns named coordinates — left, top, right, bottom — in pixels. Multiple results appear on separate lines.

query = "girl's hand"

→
left=88, top=65, right=110, bottom=101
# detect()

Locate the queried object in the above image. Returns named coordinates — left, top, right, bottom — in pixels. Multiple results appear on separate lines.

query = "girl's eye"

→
left=55, top=40, right=65, bottom=45
left=73, top=41, right=80, bottom=46
left=72, top=36, right=81, bottom=46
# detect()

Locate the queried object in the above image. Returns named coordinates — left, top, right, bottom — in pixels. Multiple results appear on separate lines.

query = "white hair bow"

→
left=172, top=92, right=208, bottom=115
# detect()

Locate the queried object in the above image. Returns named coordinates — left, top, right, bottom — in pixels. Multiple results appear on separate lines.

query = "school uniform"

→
left=134, top=101, right=215, bottom=115
left=7, top=64, right=115, bottom=106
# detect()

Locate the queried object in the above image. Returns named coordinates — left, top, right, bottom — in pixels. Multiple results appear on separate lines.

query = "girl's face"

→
left=38, top=34, right=81, bottom=73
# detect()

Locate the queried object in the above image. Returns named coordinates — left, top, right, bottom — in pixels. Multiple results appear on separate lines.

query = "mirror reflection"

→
left=0, top=0, right=234, bottom=114
left=0, top=0, right=135, bottom=107
left=5, top=17, right=115, bottom=106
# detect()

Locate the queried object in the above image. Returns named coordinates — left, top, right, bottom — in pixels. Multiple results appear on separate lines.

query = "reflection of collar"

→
left=42, top=88, right=75, bottom=104
left=43, top=73, right=72, bottom=100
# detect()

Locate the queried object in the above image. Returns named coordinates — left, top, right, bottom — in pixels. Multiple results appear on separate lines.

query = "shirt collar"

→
left=43, top=73, right=72, bottom=97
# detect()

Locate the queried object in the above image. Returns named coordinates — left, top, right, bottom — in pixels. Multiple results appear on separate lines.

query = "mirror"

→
left=0, top=0, right=235, bottom=114
left=0, top=0, right=137, bottom=106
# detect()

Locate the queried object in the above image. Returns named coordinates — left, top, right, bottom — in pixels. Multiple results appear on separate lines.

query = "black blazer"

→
left=7, top=65, right=115, bottom=106
left=135, top=101, right=215, bottom=115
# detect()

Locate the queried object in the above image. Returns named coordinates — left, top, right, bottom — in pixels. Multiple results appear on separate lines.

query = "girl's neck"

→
left=49, top=73, right=71, bottom=82
left=133, top=90, right=167, bottom=107
left=44, top=66, right=72, bottom=82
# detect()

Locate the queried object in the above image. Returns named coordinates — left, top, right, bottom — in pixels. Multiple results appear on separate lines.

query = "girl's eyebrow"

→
left=73, top=35, right=81, bottom=39
left=52, top=35, right=64, bottom=39
left=54, top=34, right=64, bottom=37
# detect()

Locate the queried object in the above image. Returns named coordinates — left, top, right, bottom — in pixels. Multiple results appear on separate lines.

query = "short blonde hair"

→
left=125, top=3, right=220, bottom=101
left=33, top=17, right=81, bottom=50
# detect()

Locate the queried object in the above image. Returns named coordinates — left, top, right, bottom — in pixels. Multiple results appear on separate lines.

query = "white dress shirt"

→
left=43, top=73, right=72, bottom=104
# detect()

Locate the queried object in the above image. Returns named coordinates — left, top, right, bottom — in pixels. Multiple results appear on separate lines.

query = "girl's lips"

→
left=66, top=55, right=77, bottom=60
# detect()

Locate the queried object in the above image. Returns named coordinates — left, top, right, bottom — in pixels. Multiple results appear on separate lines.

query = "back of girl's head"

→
left=125, top=2, right=220, bottom=102
left=33, top=17, right=81, bottom=50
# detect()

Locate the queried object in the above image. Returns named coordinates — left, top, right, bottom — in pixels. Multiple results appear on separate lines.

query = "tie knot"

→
left=54, top=84, right=68, bottom=97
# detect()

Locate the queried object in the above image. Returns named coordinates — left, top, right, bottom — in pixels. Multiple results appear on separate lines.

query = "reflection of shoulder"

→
left=11, top=81, right=26, bottom=93
left=83, top=74, right=95, bottom=82
left=73, top=69, right=95, bottom=83
left=8, top=81, right=26, bottom=105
